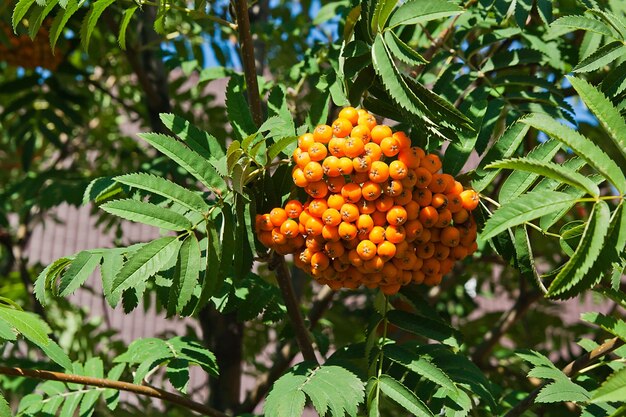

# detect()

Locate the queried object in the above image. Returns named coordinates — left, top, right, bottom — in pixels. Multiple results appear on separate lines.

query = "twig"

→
left=0, top=366, right=230, bottom=417
left=503, top=337, right=625, bottom=417
left=234, top=0, right=264, bottom=127
left=272, top=253, right=318, bottom=363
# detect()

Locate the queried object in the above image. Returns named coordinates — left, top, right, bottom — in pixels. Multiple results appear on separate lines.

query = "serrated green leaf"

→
left=226, top=77, right=258, bottom=141
left=387, top=310, right=460, bottom=348
left=378, top=375, right=434, bottom=417
left=498, top=140, right=561, bottom=204
left=138, top=132, right=227, bottom=194
left=372, top=0, right=397, bottom=32
left=12, top=0, right=37, bottom=31
left=481, top=48, right=544, bottom=72
left=472, top=122, right=530, bottom=192
left=488, top=158, right=600, bottom=197
left=79, top=0, right=116, bottom=51
left=0, top=319, right=16, bottom=341
left=268, top=136, right=297, bottom=160
left=547, top=201, right=611, bottom=298
left=34, top=257, right=72, bottom=305
left=481, top=191, right=578, bottom=241
left=521, top=113, right=626, bottom=194
left=101, top=200, right=193, bottom=231
left=567, top=76, right=626, bottom=168
left=166, top=358, right=190, bottom=394
left=167, top=234, right=201, bottom=316
left=0, top=392, right=10, bottom=417
left=27, top=0, right=59, bottom=39
left=58, top=251, right=102, bottom=297
left=114, top=173, right=209, bottom=213
left=387, top=0, right=463, bottom=29
left=384, top=344, right=457, bottom=393
left=160, top=113, right=226, bottom=160
left=101, top=251, right=123, bottom=307
left=39, top=340, right=73, bottom=370
left=573, top=41, right=626, bottom=73
left=551, top=15, right=616, bottom=37
left=112, top=236, right=182, bottom=294
left=118, top=5, right=138, bottom=49
left=582, top=312, right=626, bottom=342
left=591, top=367, right=626, bottom=404
left=602, top=61, right=626, bottom=97
left=536, top=380, right=590, bottom=403
left=59, top=392, right=83, bottom=417
left=0, top=307, right=49, bottom=346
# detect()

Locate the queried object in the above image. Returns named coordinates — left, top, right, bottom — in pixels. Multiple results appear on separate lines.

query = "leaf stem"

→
left=0, top=366, right=230, bottom=417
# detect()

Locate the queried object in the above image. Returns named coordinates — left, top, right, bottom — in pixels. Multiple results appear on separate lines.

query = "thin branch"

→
left=234, top=0, right=264, bottom=126
left=271, top=253, right=318, bottom=363
left=503, top=337, right=625, bottom=417
left=0, top=366, right=230, bottom=417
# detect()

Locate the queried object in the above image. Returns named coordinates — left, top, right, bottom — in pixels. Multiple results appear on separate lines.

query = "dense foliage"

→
left=1, top=0, right=625, bottom=416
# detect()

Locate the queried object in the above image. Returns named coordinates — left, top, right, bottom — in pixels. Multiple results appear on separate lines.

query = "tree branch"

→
left=503, top=337, right=625, bottom=417
left=0, top=366, right=230, bottom=417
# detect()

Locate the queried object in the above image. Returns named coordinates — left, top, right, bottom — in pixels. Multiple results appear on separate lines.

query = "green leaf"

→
left=12, top=0, right=37, bottom=31
left=167, top=358, right=190, bottom=393
left=581, top=312, right=626, bottom=342
left=0, top=319, right=17, bottom=341
left=27, top=0, right=59, bottom=39
left=378, top=375, right=434, bottom=417
left=481, top=191, right=578, bottom=241
left=118, top=5, right=138, bottom=49
left=472, top=122, right=530, bottom=192
left=58, top=251, right=102, bottom=297
left=567, top=76, right=626, bottom=168
left=602, top=61, right=626, bottom=97
left=573, top=41, right=626, bottom=73
left=521, top=113, right=626, bottom=194
left=101, top=251, right=123, bottom=307
left=264, top=373, right=307, bottom=417
left=138, top=132, right=228, bottom=194
left=112, top=236, right=182, bottom=294
left=384, top=344, right=457, bottom=393
left=101, top=200, right=193, bottom=231
left=0, top=393, right=11, bottom=417
left=226, top=76, right=258, bottom=141
left=551, top=15, right=616, bottom=37
left=488, top=158, right=600, bottom=197
left=387, top=0, right=463, bottom=28
left=387, top=310, right=460, bottom=348
left=34, top=257, right=72, bottom=305
left=536, top=380, right=590, bottom=403
left=80, top=0, right=116, bottom=51
left=498, top=140, right=562, bottom=204
left=590, top=367, right=626, bottom=403
left=547, top=201, right=611, bottom=298
left=0, top=307, right=49, bottom=346
left=160, top=113, right=226, bottom=160
left=372, top=0, right=397, bottom=32
left=39, top=339, right=73, bottom=370
left=114, top=173, right=210, bottom=213
left=167, top=234, right=201, bottom=316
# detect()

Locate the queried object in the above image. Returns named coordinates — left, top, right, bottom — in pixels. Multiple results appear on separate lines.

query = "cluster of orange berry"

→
left=255, top=107, right=479, bottom=295
left=0, top=21, right=64, bottom=70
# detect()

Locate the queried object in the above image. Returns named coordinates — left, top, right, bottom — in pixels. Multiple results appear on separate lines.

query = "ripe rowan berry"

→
left=369, top=226, right=386, bottom=244
left=338, top=157, right=354, bottom=175
left=375, top=195, right=395, bottom=212
left=356, top=240, right=377, bottom=260
left=385, top=225, right=406, bottom=244
left=369, top=160, right=390, bottom=183
left=352, top=155, right=372, bottom=172
left=269, top=208, right=288, bottom=227
left=341, top=182, right=362, bottom=203
left=420, top=154, right=442, bottom=173
left=338, top=107, right=359, bottom=125
left=338, top=221, right=358, bottom=240
left=460, top=190, right=480, bottom=210
left=303, top=161, right=324, bottom=182
left=328, top=137, right=346, bottom=157
left=440, top=226, right=460, bottom=247
left=380, top=136, right=400, bottom=157
left=386, top=206, right=408, bottom=226
left=308, top=142, right=328, bottom=161
left=292, top=167, right=309, bottom=187
left=298, top=133, right=315, bottom=151
left=344, top=137, right=365, bottom=158
left=305, top=181, right=329, bottom=198
left=362, top=181, right=383, bottom=201
left=377, top=241, right=397, bottom=261
left=285, top=200, right=303, bottom=219
left=371, top=125, right=392, bottom=144
left=332, top=118, right=353, bottom=138
left=419, top=206, right=439, bottom=228
left=431, top=193, right=448, bottom=210
left=363, top=142, right=382, bottom=161
left=322, top=224, right=341, bottom=242
left=351, top=124, right=371, bottom=143
left=326, top=176, right=346, bottom=193
left=313, top=124, right=333, bottom=143
left=340, top=203, right=360, bottom=222
left=327, top=194, right=345, bottom=210
left=358, top=113, right=377, bottom=130
left=280, top=219, right=299, bottom=237
left=322, top=208, right=342, bottom=226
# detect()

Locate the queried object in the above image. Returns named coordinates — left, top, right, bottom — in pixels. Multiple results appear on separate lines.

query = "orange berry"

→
left=419, top=206, right=439, bottom=228
left=435, top=209, right=452, bottom=228
left=358, top=199, right=376, bottom=214
left=422, top=258, right=441, bottom=276
left=348, top=249, right=364, bottom=267
left=363, top=142, right=382, bottom=161
left=308, top=142, right=328, bottom=162
left=393, top=189, right=413, bottom=206
left=424, top=273, right=443, bottom=286
left=305, top=216, right=324, bottom=236
left=351, top=171, right=369, bottom=184
left=269, top=208, right=288, bottom=227
left=357, top=240, right=377, bottom=260
left=339, top=221, right=358, bottom=240
left=357, top=214, right=374, bottom=236
left=392, top=131, right=411, bottom=149
left=280, top=219, right=299, bottom=237
left=431, top=193, right=448, bottom=210
left=389, top=160, right=408, bottom=180
left=309, top=198, right=328, bottom=217
left=450, top=180, right=464, bottom=195
left=440, top=258, right=455, bottom=275
left=344, top=137, right=365, bottom=158
left=369, top=226, right=386, bottom=244
left=440, top=226, right=460, bottom=247
left=271, top=228, right=288, bottom=245
left=401, top=169, right=418, bottom=188
left=404, top=219, right=424, bottom=241
left=285, top=200, right=303, bottom=219
left=322, top=224, right=341, bottom=242
left=299, top=248, right=314, bottom=264
left=292, top=167, right=309, bottom=187
left=398, top=147, right=422, bottom=169
left=305, top=181, right=329, bottom=198
left=386, top=206, right=408, bottom=226
left=369, top=161, right=390, bottom=183
left=412, top=270, right=425, bottom=284
left=453, top=208, right=469, bottom=224
left=341, top=182, right=362, bottom=203
left=333, top=254, right=351, bottom=272
left=428, top=173, right=453, bottom=193
left=340, top=203, right=360, bottom=222
left=298, top=133, right=315, bottom=151
left=420, top=153, right=442, bottom=173
left=416, top=242, right=435, bottom=259
left=306, top=235, right=325, bottom=251
left=446, top=193, right=463, bottom=213
left=351, top=124, right=371, bottom=143
left=338, top=157, right=354, bottom=175
left=380, top=136, right=400, bottom=157
left=381, top=263, right=400, bottom=283
left=414, top=228, right=431, bottom=245
left=303, top=161, right=324, bottom=182
left=258, top=230, right=274, bottom=247
left=313, top=124, right=333, bottom=143
left=381, top=284, right=401, bottom=295
left=353, top=155, right=372, bottom=172
left=430, top=227, right=441, bottom=243
left=433, top=243, right=450, bottom=261
left=328, top=137, right=346, bottom=157
left=375, top=195, right=395, bottom=212
left=324, top=241, right=345, bottom=259
left=322, top=208, right=342, bottom=226
left=364, top=255, right=385, bottom=273
left=383, top=180, right=403, bottom=197
left=339, top=107, right=359, bottom=125
left=326, top=175, right=346, bottom=193
left=311, top=251, right=330, bottom=270
left=414, top=167, right=433, bottom=188
left=371, top=210, right=387, bottom=226
left=460, top=190, right=480, bottom=211
left=385, top=225, right=406, bottom=244
left=361, top=181, right=383, bottom=201
left=413, top=188, right=432, bottom=206
left=257, top=213, right=274, bottom=231
left=293, top=148, right=312, bottom=167
left=451, top=245, right=468, bottom=260
left=377, top=241, right=397, bottom=261
left=370, top=125, right=392, bottom=144
left=358, top=113, right=377, bottom=130
left=327, top=194, right=346, bottom=210
left=332, top=117, right=353, bottom=138
left=404, top=200, right=420, bottom=220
